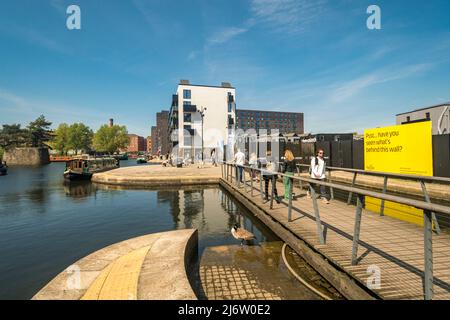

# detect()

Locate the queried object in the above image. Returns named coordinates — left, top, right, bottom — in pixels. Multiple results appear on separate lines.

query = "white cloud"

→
left=0, top=88, right=109, bottom=129
left=207, top=27, right=248, bottom=45
left=250, top=0, right=328, bottom=34
left=330, top=63, right=433, bottom=103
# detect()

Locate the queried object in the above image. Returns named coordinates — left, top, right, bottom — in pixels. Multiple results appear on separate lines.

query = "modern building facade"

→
left=236, top=109, right=304, bottom=134
left=168, top=80, right=236, bottom=161
left=396, top=103, right=450, bottom=135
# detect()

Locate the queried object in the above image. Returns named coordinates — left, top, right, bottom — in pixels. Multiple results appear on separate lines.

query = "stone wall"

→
left=3, top=147, right=50, bottom=166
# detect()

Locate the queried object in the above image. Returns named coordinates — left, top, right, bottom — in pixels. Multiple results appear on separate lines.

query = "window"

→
left=184, top=113, right=192, bottom=123
left=426, top=112, right=430, bottom=119
left=228, top=102, right=233, bottom=113
left=183, top=89, right=191, bottom=99
left=406, top=116, right=411, bottom=122
left=184, top=113, right=191, bottom=123
left=183, top=101, right=191, bottom=106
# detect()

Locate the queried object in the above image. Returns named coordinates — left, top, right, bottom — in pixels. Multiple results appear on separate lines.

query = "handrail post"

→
left=347, top=172, right=357, bottom=205
left=243, top=167, right=247, bottom=192
left=423, top=209, right=434, bottom=300
left=329, top=169, right=335, bottom=200
left=309, top=184, right=325, bottom=245
left=270, top=175, right=275, bottom=209
left=260, top=172, right=264, bottom=200
left=288, top=175, right=293, bottom=222
left=297, top=165, right=303, bottom=191
left=420, top=181, right=441, bottom=235
left=251, top=168, right=254, bottom=197
left=380, top=176, right=388, bottom=216
left=351, top=194, right=364, bottom=265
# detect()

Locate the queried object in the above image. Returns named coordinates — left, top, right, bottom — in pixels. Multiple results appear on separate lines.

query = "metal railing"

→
left=296, top=163, right=450, bottom=235
left=221, top=162, right=450, bottom=300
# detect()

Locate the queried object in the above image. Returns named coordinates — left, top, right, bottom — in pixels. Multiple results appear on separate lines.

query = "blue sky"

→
left=1, top=0, right=449, bottom=136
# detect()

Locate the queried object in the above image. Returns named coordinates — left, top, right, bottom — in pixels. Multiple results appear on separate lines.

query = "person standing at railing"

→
left=211, top=148, right=217, bottom=167
left=249, top=152, right=258, bottom=181
left=308, top=148, right=330, bottom=204
left=282, top=149, right=296, bottom=200
left=262, top=156, right=281, bottom=204
left=234, top=149, right=245, bottom=187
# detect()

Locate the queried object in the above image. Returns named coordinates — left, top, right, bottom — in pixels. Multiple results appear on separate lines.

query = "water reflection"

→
left=0, top=164, right=280, bottom=299
left=63, top=181, right=97, bottom=200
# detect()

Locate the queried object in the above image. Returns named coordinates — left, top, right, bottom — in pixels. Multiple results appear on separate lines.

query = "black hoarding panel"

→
left=300, top=142, right=315, bottom=166
left=316, top=134, right=354, bottom=142
left=342, top=140, right=353, bottom=168
left=352, top=140, right=365, bottom=170
left=331, top=141, right=353, bottom=168
left=433, top=134, right=450, bottom=178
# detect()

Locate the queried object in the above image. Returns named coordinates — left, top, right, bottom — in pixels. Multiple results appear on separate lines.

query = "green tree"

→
left=27, top=115, right=53, bottom=147
left=53, top=123, right=71, bottom=155
left=93, top=125, right=129, bottom=154
left=68, top=123, right=93, bottom=155
left=0, top=124, right=29, bottom=149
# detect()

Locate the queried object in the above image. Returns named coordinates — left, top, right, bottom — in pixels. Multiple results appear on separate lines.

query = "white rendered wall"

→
left=176, top=85, right=236, bottom=157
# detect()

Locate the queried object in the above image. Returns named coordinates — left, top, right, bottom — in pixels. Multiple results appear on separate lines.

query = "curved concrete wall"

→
left=32, top=229, right=199, bottom=300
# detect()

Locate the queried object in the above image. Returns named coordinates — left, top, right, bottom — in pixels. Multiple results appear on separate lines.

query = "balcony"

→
left=171, top=94, right=178, bottom=108
left=183, top=105, right=197, bottom=113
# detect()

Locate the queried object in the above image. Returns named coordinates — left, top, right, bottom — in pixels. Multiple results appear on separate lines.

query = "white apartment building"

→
left=168, top=80, right=236, bottom=162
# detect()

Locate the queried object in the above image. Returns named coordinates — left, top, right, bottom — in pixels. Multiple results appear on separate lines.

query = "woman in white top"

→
left=308, top=148, right=330, bottom=204
left=234, top=149, right=246, bottom=186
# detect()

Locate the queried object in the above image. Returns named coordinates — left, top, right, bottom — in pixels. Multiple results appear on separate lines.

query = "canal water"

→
left=0, top=161, right=337, bottom=300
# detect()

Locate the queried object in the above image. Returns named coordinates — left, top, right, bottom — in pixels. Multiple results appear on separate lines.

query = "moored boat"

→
left=112, top=153, right=128, bottom=161
left=0, top=162, right=7, bottom=176
left=136, top=157, right=147, bottom=164
left=64, top=157, right=119, bottom=181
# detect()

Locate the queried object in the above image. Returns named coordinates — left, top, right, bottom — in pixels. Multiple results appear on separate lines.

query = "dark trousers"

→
left=309, top=181, right=329, bottom=200
left=235, top=166, right=244, bottom=183
left=263, top=174, right=278, bottom=199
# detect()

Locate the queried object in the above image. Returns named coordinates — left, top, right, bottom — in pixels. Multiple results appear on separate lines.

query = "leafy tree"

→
left=93, top=125, right=129, bottom=154
left=27, top=115, right=53, bottom=147
left=68, top=123, right=93, bottom=155
left=53, top=123, right=71, bottom=155
left=0, top=124, right=29, bottom=149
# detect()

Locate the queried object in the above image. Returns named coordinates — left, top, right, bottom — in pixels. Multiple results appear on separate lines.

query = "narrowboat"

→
left=0, top=162, right=7, bottom=176
left=64, top=157, right=119, bottom=181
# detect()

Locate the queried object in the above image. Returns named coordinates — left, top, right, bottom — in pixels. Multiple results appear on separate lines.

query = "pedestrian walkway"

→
left=221, top=169, right=450, bottom=300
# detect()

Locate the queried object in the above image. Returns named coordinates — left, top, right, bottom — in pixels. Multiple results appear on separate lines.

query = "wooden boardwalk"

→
left=222, top=173, right=450, bottom=300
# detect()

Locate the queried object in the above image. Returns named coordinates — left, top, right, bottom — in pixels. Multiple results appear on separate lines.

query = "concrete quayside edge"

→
left=33, top=229, right=199, bottom=300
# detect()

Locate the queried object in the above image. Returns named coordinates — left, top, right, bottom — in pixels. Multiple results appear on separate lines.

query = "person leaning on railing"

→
left=249, top=152, right=258, bottom=181
left=281, top=149, right=296, bottom=200
left=308, top=148, right=330, bottom=204
left=261, top=156, right=282, bottom=204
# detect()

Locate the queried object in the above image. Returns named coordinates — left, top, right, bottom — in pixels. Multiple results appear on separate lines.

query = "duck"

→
left=231, top=224, right=256, bottom=246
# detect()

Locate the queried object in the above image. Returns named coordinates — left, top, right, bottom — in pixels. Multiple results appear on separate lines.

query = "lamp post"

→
left=198, top=106, right=207, bottom=164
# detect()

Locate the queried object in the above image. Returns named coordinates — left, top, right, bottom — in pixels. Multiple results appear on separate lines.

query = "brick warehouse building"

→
left=125, top=134, right=147, bottom=153
left=236, top=109, right=304, bottom=134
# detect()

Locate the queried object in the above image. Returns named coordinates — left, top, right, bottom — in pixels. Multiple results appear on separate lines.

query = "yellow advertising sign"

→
left=364, top=121, right=433, bottom=226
